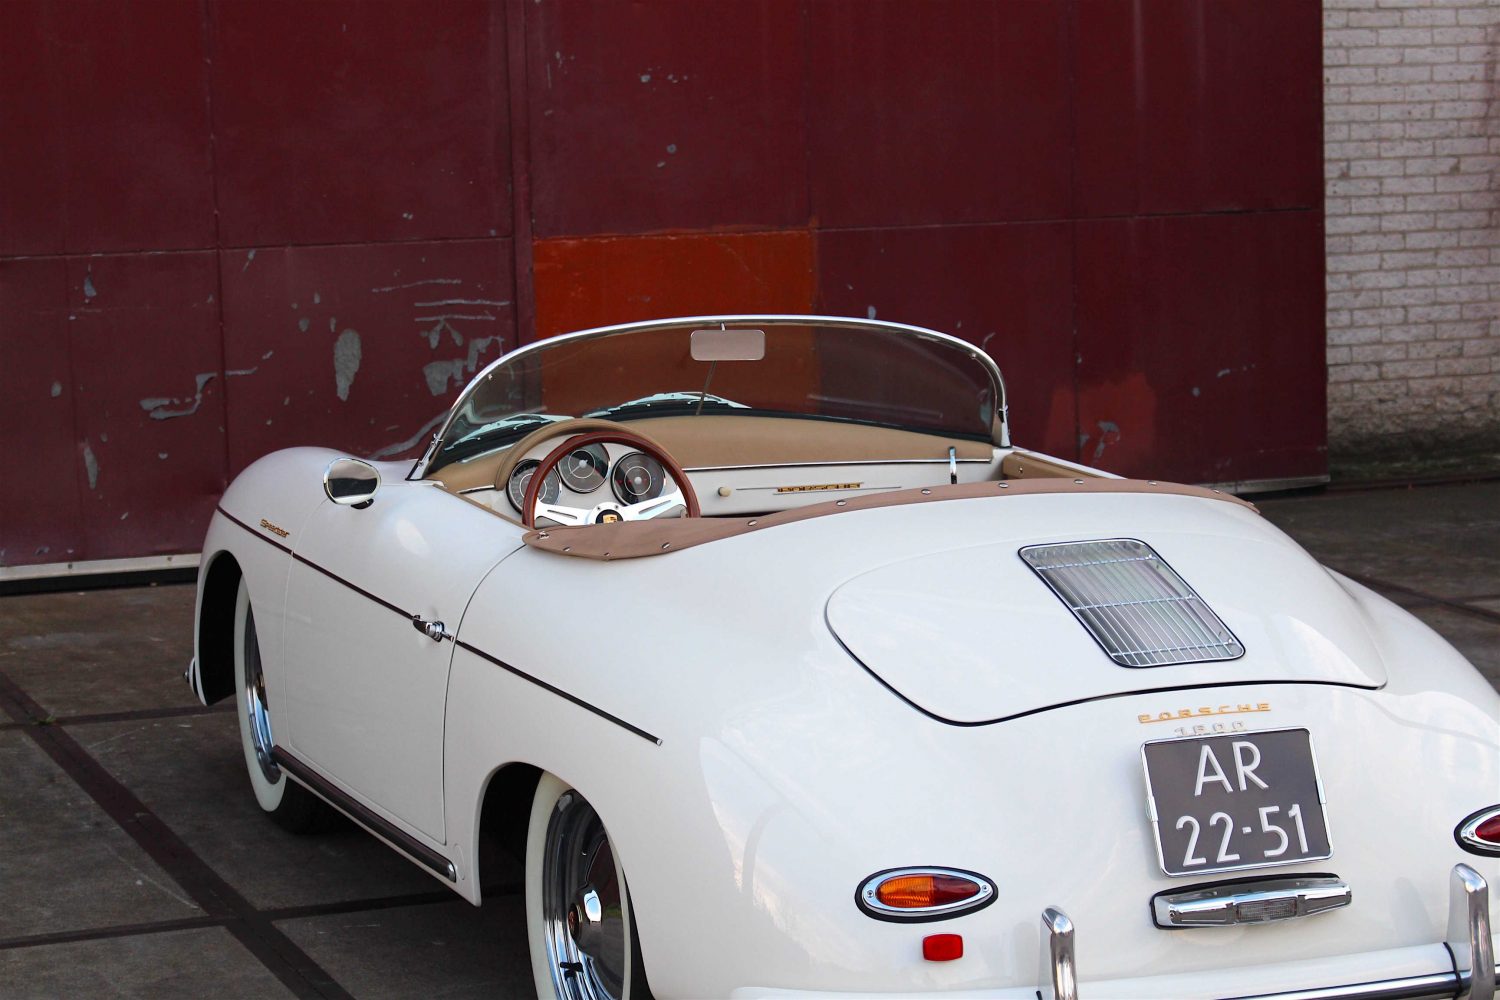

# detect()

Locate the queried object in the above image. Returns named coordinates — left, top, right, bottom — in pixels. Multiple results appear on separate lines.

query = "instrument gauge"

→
left=558, top=443, right=609, bottom=493
left=508, top=460, right=561, bottom=513
left=611, top=452, right=667, bottom=505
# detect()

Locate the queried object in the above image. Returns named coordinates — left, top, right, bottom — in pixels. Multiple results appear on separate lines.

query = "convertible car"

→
left=187, top=315, right=1499, bottom=1000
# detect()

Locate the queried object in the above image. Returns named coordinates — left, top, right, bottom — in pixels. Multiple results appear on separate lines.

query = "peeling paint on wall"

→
left=50, top=381, right=62, bottom=398
left=140, top=372, right=216, bottom=420
left=82, top=442, right=99, bottom=491
left=371, top=278, right=461, bottom=293
left=333, top=328, right=362, bottom=400
left=422, top=335, right=501, bottom=396
left=83, top=273, right=97, bottom=299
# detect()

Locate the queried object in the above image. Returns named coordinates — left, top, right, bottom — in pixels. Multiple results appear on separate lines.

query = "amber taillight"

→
left=857, top=868, right=996, bottom=922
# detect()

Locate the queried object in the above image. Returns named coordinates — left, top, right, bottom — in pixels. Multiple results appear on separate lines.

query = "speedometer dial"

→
left=558, top=443, right=609, bottom=493
left=611, top=452, right=667, bottom=504
left=508, top=460, right=561, bottom=513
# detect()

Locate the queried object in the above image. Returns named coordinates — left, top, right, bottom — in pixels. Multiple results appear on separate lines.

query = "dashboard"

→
left=458, top=436, right=1005, bottom=527
left=504, top=442, right=677, bottom=523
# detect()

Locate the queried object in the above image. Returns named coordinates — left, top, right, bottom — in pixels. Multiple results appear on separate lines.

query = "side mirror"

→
left=324, top=458, right=380, bottom=509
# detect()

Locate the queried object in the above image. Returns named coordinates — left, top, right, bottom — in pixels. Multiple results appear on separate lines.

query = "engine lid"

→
left=825, top=534, right=1388, bottom=724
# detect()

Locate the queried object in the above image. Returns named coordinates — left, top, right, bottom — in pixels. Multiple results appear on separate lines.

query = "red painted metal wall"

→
left=0, top=0, right=1324, bottom=570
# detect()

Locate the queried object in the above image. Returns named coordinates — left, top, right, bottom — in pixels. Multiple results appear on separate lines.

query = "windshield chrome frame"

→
left=408, top=314, right=1010, bottom=480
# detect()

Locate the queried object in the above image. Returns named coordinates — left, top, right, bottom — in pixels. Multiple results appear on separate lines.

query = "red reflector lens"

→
left=923, top=933, right=964, bottom=962
left=875, top=874, right=981, bottom=909
left=1477, top=814, right=1500, bottom=843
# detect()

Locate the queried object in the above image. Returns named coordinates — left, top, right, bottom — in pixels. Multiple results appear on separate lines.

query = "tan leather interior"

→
left=428, top=415, right=994, bottom=493
left=522, top=478, right=1260, bottom=561
left=1000, top=450, right=1105, bottom=480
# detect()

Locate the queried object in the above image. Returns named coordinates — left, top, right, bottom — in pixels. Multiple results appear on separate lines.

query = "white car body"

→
left=190, top=316, right=1500, bottom=1000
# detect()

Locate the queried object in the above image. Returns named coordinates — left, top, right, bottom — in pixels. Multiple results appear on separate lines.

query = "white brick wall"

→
left=1324, top=0, right=1500, bottom=457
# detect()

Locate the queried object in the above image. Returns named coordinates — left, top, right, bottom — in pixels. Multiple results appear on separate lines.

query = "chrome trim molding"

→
left=1448, top=864, right=1495, bottom=1000
left=412, top=314, right=1011, bottom=479
left=684, top=457, right=991, bottom=472
left=1039, top=906, right=1078, bottom=1000
left=1047, top=865, right=1499, bottom=1000
left=272, top=746, right=457, bottom=883
left=853, top=867, right=996, bottom=923
left=1457, top=805, right=1500, bottom=857
left=1152, top=875, right=1350, bottom=928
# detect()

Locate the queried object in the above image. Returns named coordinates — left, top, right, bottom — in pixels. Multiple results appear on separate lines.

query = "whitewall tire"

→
left=526, top=773, right=652, bottom=1000
left=232, top=578, right=328, bottom=833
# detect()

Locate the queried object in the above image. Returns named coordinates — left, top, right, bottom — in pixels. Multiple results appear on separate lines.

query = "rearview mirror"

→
left=691, top=328, right=765, bottom=362
left=324, top=458, right=380, bottom=509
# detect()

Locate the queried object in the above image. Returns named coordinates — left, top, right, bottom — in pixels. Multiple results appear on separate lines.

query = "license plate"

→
left=1142, top=728, right=1332, bottom=877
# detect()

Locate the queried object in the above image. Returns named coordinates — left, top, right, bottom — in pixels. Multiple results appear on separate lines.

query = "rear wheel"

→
left=526, top=773, right=652, bottom=1000
left=233, top=578, right=330, bottom=833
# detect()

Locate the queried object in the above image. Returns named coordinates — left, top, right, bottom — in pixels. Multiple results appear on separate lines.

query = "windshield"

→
left=423, top=316, right=1004, bottom=475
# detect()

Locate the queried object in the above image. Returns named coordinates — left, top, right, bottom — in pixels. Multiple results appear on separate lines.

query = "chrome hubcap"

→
left=543, top=792, right=626, bottom=1000
left=241, top=605, right=279, bottom=783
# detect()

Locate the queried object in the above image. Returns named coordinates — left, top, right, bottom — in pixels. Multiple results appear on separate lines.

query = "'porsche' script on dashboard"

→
left=1142, top=729, right=1332, bottom=877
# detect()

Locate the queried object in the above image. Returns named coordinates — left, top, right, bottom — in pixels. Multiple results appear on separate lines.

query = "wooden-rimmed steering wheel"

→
left=520, top=428, right=701, bottom=529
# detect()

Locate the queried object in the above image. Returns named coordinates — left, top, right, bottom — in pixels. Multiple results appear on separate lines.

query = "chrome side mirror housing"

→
left=324, top=458, right=380, bottom=509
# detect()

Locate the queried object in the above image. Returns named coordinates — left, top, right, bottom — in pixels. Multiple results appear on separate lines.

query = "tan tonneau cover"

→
left=522, top=478, right=1258, bottom=561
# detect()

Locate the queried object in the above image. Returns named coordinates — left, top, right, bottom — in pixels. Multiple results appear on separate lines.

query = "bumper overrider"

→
left=1035, top=864, right=1494, bottom=1000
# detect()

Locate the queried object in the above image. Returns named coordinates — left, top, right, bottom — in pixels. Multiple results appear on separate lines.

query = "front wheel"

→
left=525, top=773, right=653, bottom=1000
left=232, top=578, right=330, bottom=833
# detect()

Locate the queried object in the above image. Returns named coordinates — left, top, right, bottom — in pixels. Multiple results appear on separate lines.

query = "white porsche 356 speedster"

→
left=188, top=315, right=1499, bottom=1000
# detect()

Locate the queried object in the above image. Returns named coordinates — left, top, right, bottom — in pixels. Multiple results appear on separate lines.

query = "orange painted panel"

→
left=532, top=230, right=815, bottom=338
left=532, top=231, right=817, bottom=417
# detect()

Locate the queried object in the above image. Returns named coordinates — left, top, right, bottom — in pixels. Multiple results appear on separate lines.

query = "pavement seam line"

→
left=0, top=915, right=227, bottom=952
left=0, top=668, right=354, bottom=1000
left=54, top=702, right=234, bottom=727
left=0, top=882, right=523, bottom=954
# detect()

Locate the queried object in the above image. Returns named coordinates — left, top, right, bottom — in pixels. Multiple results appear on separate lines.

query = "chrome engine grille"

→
left=1019, top=538, right=1244, bottom=667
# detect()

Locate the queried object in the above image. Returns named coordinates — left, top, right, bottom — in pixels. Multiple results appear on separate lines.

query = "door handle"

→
left=411, top=615, right=453, bottom=643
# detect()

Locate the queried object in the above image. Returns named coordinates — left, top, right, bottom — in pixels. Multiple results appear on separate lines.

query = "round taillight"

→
left=857, top=867, right=996, bottom=922
left=1456, top=805, right=1500, bottom=857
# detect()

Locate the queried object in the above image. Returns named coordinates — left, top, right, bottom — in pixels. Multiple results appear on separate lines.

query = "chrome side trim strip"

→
left=1152, top=876, right=1350, bottom=928
left=1448, top=864, right=1495, bottom=1000
left=455, top=640, right=662, bottom=747
left=1040, top=906, right=1078, bottom=1000
left=271, top=746, right=457, bottom=883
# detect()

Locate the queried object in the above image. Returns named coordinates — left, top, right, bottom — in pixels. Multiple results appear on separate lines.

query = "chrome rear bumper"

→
left=1039, top=863, right=1496, bottom=1000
